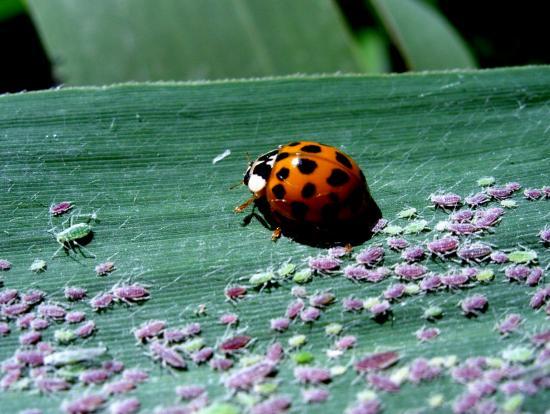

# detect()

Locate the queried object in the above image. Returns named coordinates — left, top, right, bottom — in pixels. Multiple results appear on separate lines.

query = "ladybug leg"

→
left=234, top=196, right=255, bottom=213
left=271, top=227, right=282, bottom=241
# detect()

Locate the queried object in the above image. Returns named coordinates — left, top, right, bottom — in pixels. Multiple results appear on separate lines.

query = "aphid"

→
left=460, top=294, right=488, bottom=315
left=477, top=177, right=495, bottom=187
left=408, top=358, right=441, bottom=383
left=381, top=224, right=403, bottom=235
left=507, top=249, right=537, bottom=265
left=236, top=141, right=376, bottom=242
left=75, top=321, right=96, bottom=338
left=62, top=394, right=105, bottom=414
left=504, top=265, right=531, bottom=282
left=28, top=317, right=47, bottom=331
left=368, top=300, right=391, bottom=317
left=224, top=285, right=247, bottom=301
left=300, top=306, right=321, bottom=322
left=367, top=374, right=400, bottom=392
left=342, top=296, right=364, bottom=312
left=95, top=261, right=115, bottom=276
left=543, top=185, right=550, bottom=198
left=224, top=362, right=273, bottom=390
left=441, top=273, right=469, bottom=288
left=450, top=209, right=474, bottom=222
left=64, top=286, right=87, bottom=301
left=270, top=317, right=290, bottom=332
left=112, top=282, right=150, bottom=304
left=347, top=400, right=381, bottom=414
left=403, top=219, right=429, bottom=234
left=265, top=342, right=284, bottom=364
left=44, top=347, right=107, bottom=366
left=50, top=201, right=73, bottom=216
left=65, top=311, right=86, bottom=324
left=22, top=289, right=46, bottom=305
left=219, top=313, right=238, bottom=325
left=430, top=193, right=462, bottom=209
left=293, top=269, right=313, bottom=284
left=133, top=320, right=165, bottom=342
left=387, top=237, right=409, bottom=250
left=122, top=369, right=149, bottom=383
left=524, top=188, right=543, bottom=200
left=251, top=396, right=291, bottom=414
left=35, top=377, right=71, bottom=393
left=0, top=259, right=12, bottom=271
left=29, top=259, right=47, bottom=273
left=191, top=347, right=213, bottom=364
left=457, top=242, right=492, bottom=262
left=309, top=292, right=335, bottom=308
left=355, top=351, right=399, bottom=373
left=181, top=322, right=201, bottom=338
left=291, top=286, right=307, bottom=297
left=452, top=393, right=478, bottom=414
left=288, top=334, right=307, bottom=348
left=249, top=271, right=276, bottom=287
left=420, top=275, right=442, bottom=291
left=383, top=284, right=406, bottom=301
left=394, top=263, right=428, bottom=280
left=293, top=350, right=314, bottom=364
left=474, top=207, right=504, bottom=229
left=16, top=350, right=44, bottom=367
left=109, top=398, right=140, bottom=414
left=79, top=368, right=111, bottom=385
left=335, top=335, right=357, bottom=350
left=176, top=384, right=205, bottom=400
left=401, top=245, right=425, bottom=262
left=19, top=330, right=42, bottom=345
left=103, top=360, right=124, bottom=374
left=328, top=245, right=352, bottom=258
left=308, top=256, right=341, bottom=271
left=0, top=288, right=19, bottom=304
left=302, top=388, right=329, bottom=404
left=294, top=367, right=331, bottom=384
left=0, top=321, right=10, bottom=336
left=527, top=267, right=543, bottom=286
left=490, top=251, right=508, bottom=264
left=396, top=207, right=417, bottom=219
left=104, top=380, right=135, bottom=395
left=285, top=299, right=304, bottom=319
left=325, top=323, right=343, bottom=336
left=501, top=347, right=534, bottom=363
left=343, top=265, right=388, bottom=282
left=497, top=314, right=522, bottom=335
left=1, top=369, right=21, bottom=389
left=371, top=218, right=388, bottom=234
left=51, top=212, right=97, bottom=258
left=356, top=246, right=384, bottom=266
left=1, top=302, right=29, bottom=317
left=466, top=380, right=497, bottom=398
left=416, top=327, right=440, bottom=342
left=465, top=192, right=490, bottom=207
left=89, top=292, right=114, bottom=311
left=446, top=222, right=479, bottom=235
left=486, top=186, right=513, bottom=200
left=476, top=269, right=495, bottom=282
left=149, top=341, right=186, bottom=369
left=219, top=335, right=251, bottom=353
left=210, top=357, right=233, bottom=372
left=55, top=329, right=77, bottom=344
left=500, top=199, right=517, bottom=208
left=423, top=305, right=443, bottom=320
left=37, top=303, right=66, bottom=320
left=529, top=286, right=550, bottom=309
left=277, top=261, right=296, bottom=278
left=539, top=226, right=550, bottom=244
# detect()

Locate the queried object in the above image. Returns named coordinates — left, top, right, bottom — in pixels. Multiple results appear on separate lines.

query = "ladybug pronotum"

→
left=236, top=141, right=380, bottom=245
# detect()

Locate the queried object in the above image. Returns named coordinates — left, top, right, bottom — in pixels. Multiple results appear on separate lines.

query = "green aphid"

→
left=44, top=347, right=107, bottom=366
left=363, top=297, right=381, bottom=310
left=485, top=357, right=504, bottom=368
left=239, top=354, right=263, bottom=367
left=234, top=393, right=259, bottom=409
left=404, top=284, right=420, bottom=295
left=476, top=269, right=494, bottom=282
left=277, top=262, right=296, bottom=278
left=288, top=334, right=307, bottom=348
left=179, top=337, right=205, bottom=353
left=403, top=219, right=429, bottom=234
left=381, top=225, right=403, bottom=235
left=427, top=394, right=444, bottom=408
left=325, top=323, right=343, bottom=336
left=57, top=365, right=86, bottom=381
left=293, top=269, right=312, bottom=284
left=330, top=365, right=347, bottom=376
left=500, top=199, right=517, bottom=208
left=357, top=389, right=378, bottom=402
left=54, top=329, right=77, bottom=344
left=249, top=271, right=275, bottom=287
left=397, top=207, right=417, bottom=219
left=501, top=346, right=534, bottom=363
left=423, top=306, right=443, bottom=320
left=508, top=249, right=537, bottom=264
left=254, top=381, right=278, bottom=395
left=502, top=395, right=524, bottom=413
left=477, top=176, right=496, bottom=187
left=29, top=259, right=47, bottom=273
left=292, top=351, right=314, bottom=364
left=50, top=212, right=98, bottom=258
left=198, top=402, right=241, bottom=414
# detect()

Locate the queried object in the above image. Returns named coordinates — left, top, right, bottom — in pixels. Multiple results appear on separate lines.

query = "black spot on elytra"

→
left=296, top=158, right=317, bottom=174
left=321, top=203, right=340, bottom=222
left=272, top=184, right=286, bottom=200
left=276, top=152, right=289, bottom=162
left=291, top=202, right=308, bottom=220
left=336, top=152, right=353, bottom=169
left=301, top=144, right=321, bottom=153
left=327, top=168, right=349, bottom=186
left=301, top=183, right=316, bottom=198
left=287, top=142, right=301, bottom=146
left=276, top=167, right=290, bottom=181
left=252, top=162, right=271, bottom=180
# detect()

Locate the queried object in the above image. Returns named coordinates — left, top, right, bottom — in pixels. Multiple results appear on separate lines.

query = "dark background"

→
left=1, top=1, right=548, bottom=94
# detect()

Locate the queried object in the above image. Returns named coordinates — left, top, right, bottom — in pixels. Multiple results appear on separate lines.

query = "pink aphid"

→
left=65, top=311, right=86, bottom=324
left=328, top=245, right=351, bottom=257
left=370, top=300, right=391, bottom=317
left=474, top=207, right=504, bottom=229
left=0, top=288, right=18, bottom=304
left=109, top=398, right=140, bottom=414
left=302, top=388, right=329, bottom=404
left=294, top=367, right=331, bottom=384
left=467, top=380, right=497, bottom=398
left=347, top=400, right=381, bottom=414
left=285, top=299, right=304, bottom=319
left=461, top=294, right=488, bottom=315
left=270, top=317, right=290, bottom=332
left=265, top=342, right=284, bottom=364
left=356, top=246, right=384, bottom=266
left=524, top=188, right=543, bottom=200
left=504, top=182, right=521, bottom=192
left=420, top=275, right=442, bottom=291
left=355, top=351, right=399, bottom=373
left=219, top=313, right=238, bottom=325
left=426, top=236, right=459, bottom=256
left=63, top=394, right=105, bottom=414
left=35, top=377, right=71, bottom=393
left=19, top=330, right=42, bottom=345
left=383, top=284, right=406, bottom=301
left=0, top=322, right=10, bottom=336
left=219, top=335, right=251, bottom=353
left=90, top=292, right=114, bottom=311
left=530, top=286, right=550, bottom=309
left=539, top=226, right=550, bottom=244
left=2, top=302, right=29, bottom=318
left=342, top=297, right=364, bottom=312
left=176, top=384, right=205, bottom=400
left=191, top=347, right=213, bottom=364
left=224, top=362, right=273, bottom=389
left=76, top=321, right=96, bottom=338
left=497, top=313, right=522, bottom=335
left=371, top=218, right=388, bottom=233
left=543, top=186, right=550, bottom=198
left=401, top=245, right=425, bottom=262
left=181, top=322, right=201, bottom=338
left=344, top=266, right=388, bottom=283
left=430, top=193, right=462, bottom=209
left=50, top=201, right=73, bottom=216
left=490, top=251, right=508, bottom=264
left=1, top=357, right=21, bottom=371
left=408, top=358, right=441, bottom=383
left=105, top=380, right=136, bottom=395
left=210, top=357, right=233, bottom=371
left=149, top=341, right=186, bottom=369
left=37, top=342, right=53, bottom=354
left=465, top=192, right=490, bottom=207
left=310, top=292, right=335, bottom=308
left=461, top=267, right=478, bottom=279
left=486, top=186, right=513, bottom=200
left=446, top=222, right=479, bottom=235
left=367, top=374, right=400, bottom=392
left=300, top=306, right=321, bottom=322
left=95, top=261, right=115, bottom=276
left=387, top=237, right=409, bottom=250
left=441, top=273, right=469, bottom=288
left=526, top=267, right=543, bottom=286
left=16, top=350, right=44, bottom=366
left=394, top=263, right=427, bottom=280
left=22, top=289, right=45, bottom=305
left=457, top=242, right=492, bottom=262
left=122, top=369, right=149, bottom=383
left=80, top=368, right=111, bottom=385
left=531, top=330, right=550, bottom=346
left=224, top=285, right=247, bottom=301
left=452, top=392, right=479, bottom=414
left=112, top=283, right=150, bottom=303
left=251, top=396, right=291, bottom=414
left=416, top=327, right=440, bottom=342
left=30, top=318, right=49, bottom=331
left=133, top=320, right=165, bottom=342
left=64, top=286, right=87, bottom=301
left=0, top=259, right=12, bottom=271
left=505, top=265, right=531, bottom=282
left=309, top=256, right=341, bottom=271
left=17, top=313, right=35, bottom=329
left=164, top=329, right=186, bottom=343
left=103, top=360, right=124, bottom=374
left=291, top=286, right=307, bottom=298
left=1, top=369, right=21, bottom=389
left=450, top=209, right=474, bottom=222
left=335, top=335, right=357, bottom=350
left=37, top=303, right=66, bottom=320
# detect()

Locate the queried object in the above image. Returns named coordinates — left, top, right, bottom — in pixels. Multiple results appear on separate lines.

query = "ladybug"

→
left=235, top=141, right=380, bottom=245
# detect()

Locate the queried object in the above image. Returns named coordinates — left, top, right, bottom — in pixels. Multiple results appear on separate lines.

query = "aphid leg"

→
left=234, top=196, right=255, bottom=213
left=271, top=227, right=282, bottom=241
left=72, top=241, right=96, bottom=258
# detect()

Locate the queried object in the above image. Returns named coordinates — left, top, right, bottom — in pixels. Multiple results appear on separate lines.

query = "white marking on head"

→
left=248, top=174, right=266, bottom=193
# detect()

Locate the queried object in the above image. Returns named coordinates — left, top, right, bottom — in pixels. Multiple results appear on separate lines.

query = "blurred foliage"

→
left=0, top=0, right=24, bottom=21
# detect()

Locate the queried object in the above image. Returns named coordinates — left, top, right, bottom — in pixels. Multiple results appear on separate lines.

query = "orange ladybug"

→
left=235, top=141, right=380, bottom=245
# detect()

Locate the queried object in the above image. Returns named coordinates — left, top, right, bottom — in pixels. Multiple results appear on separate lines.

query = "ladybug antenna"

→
left=229, top=180, right=244, bottom=190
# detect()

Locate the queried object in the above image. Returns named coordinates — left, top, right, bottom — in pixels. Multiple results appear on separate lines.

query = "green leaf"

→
left=370, top=0, right=476, bottom=70
left=0, top=0, right=25, bottom=21
left=0, top=67, right=549, bottom=413
left=26, top=0, right=361, bottom=85
left=356, top=28, right=391, bottom=73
